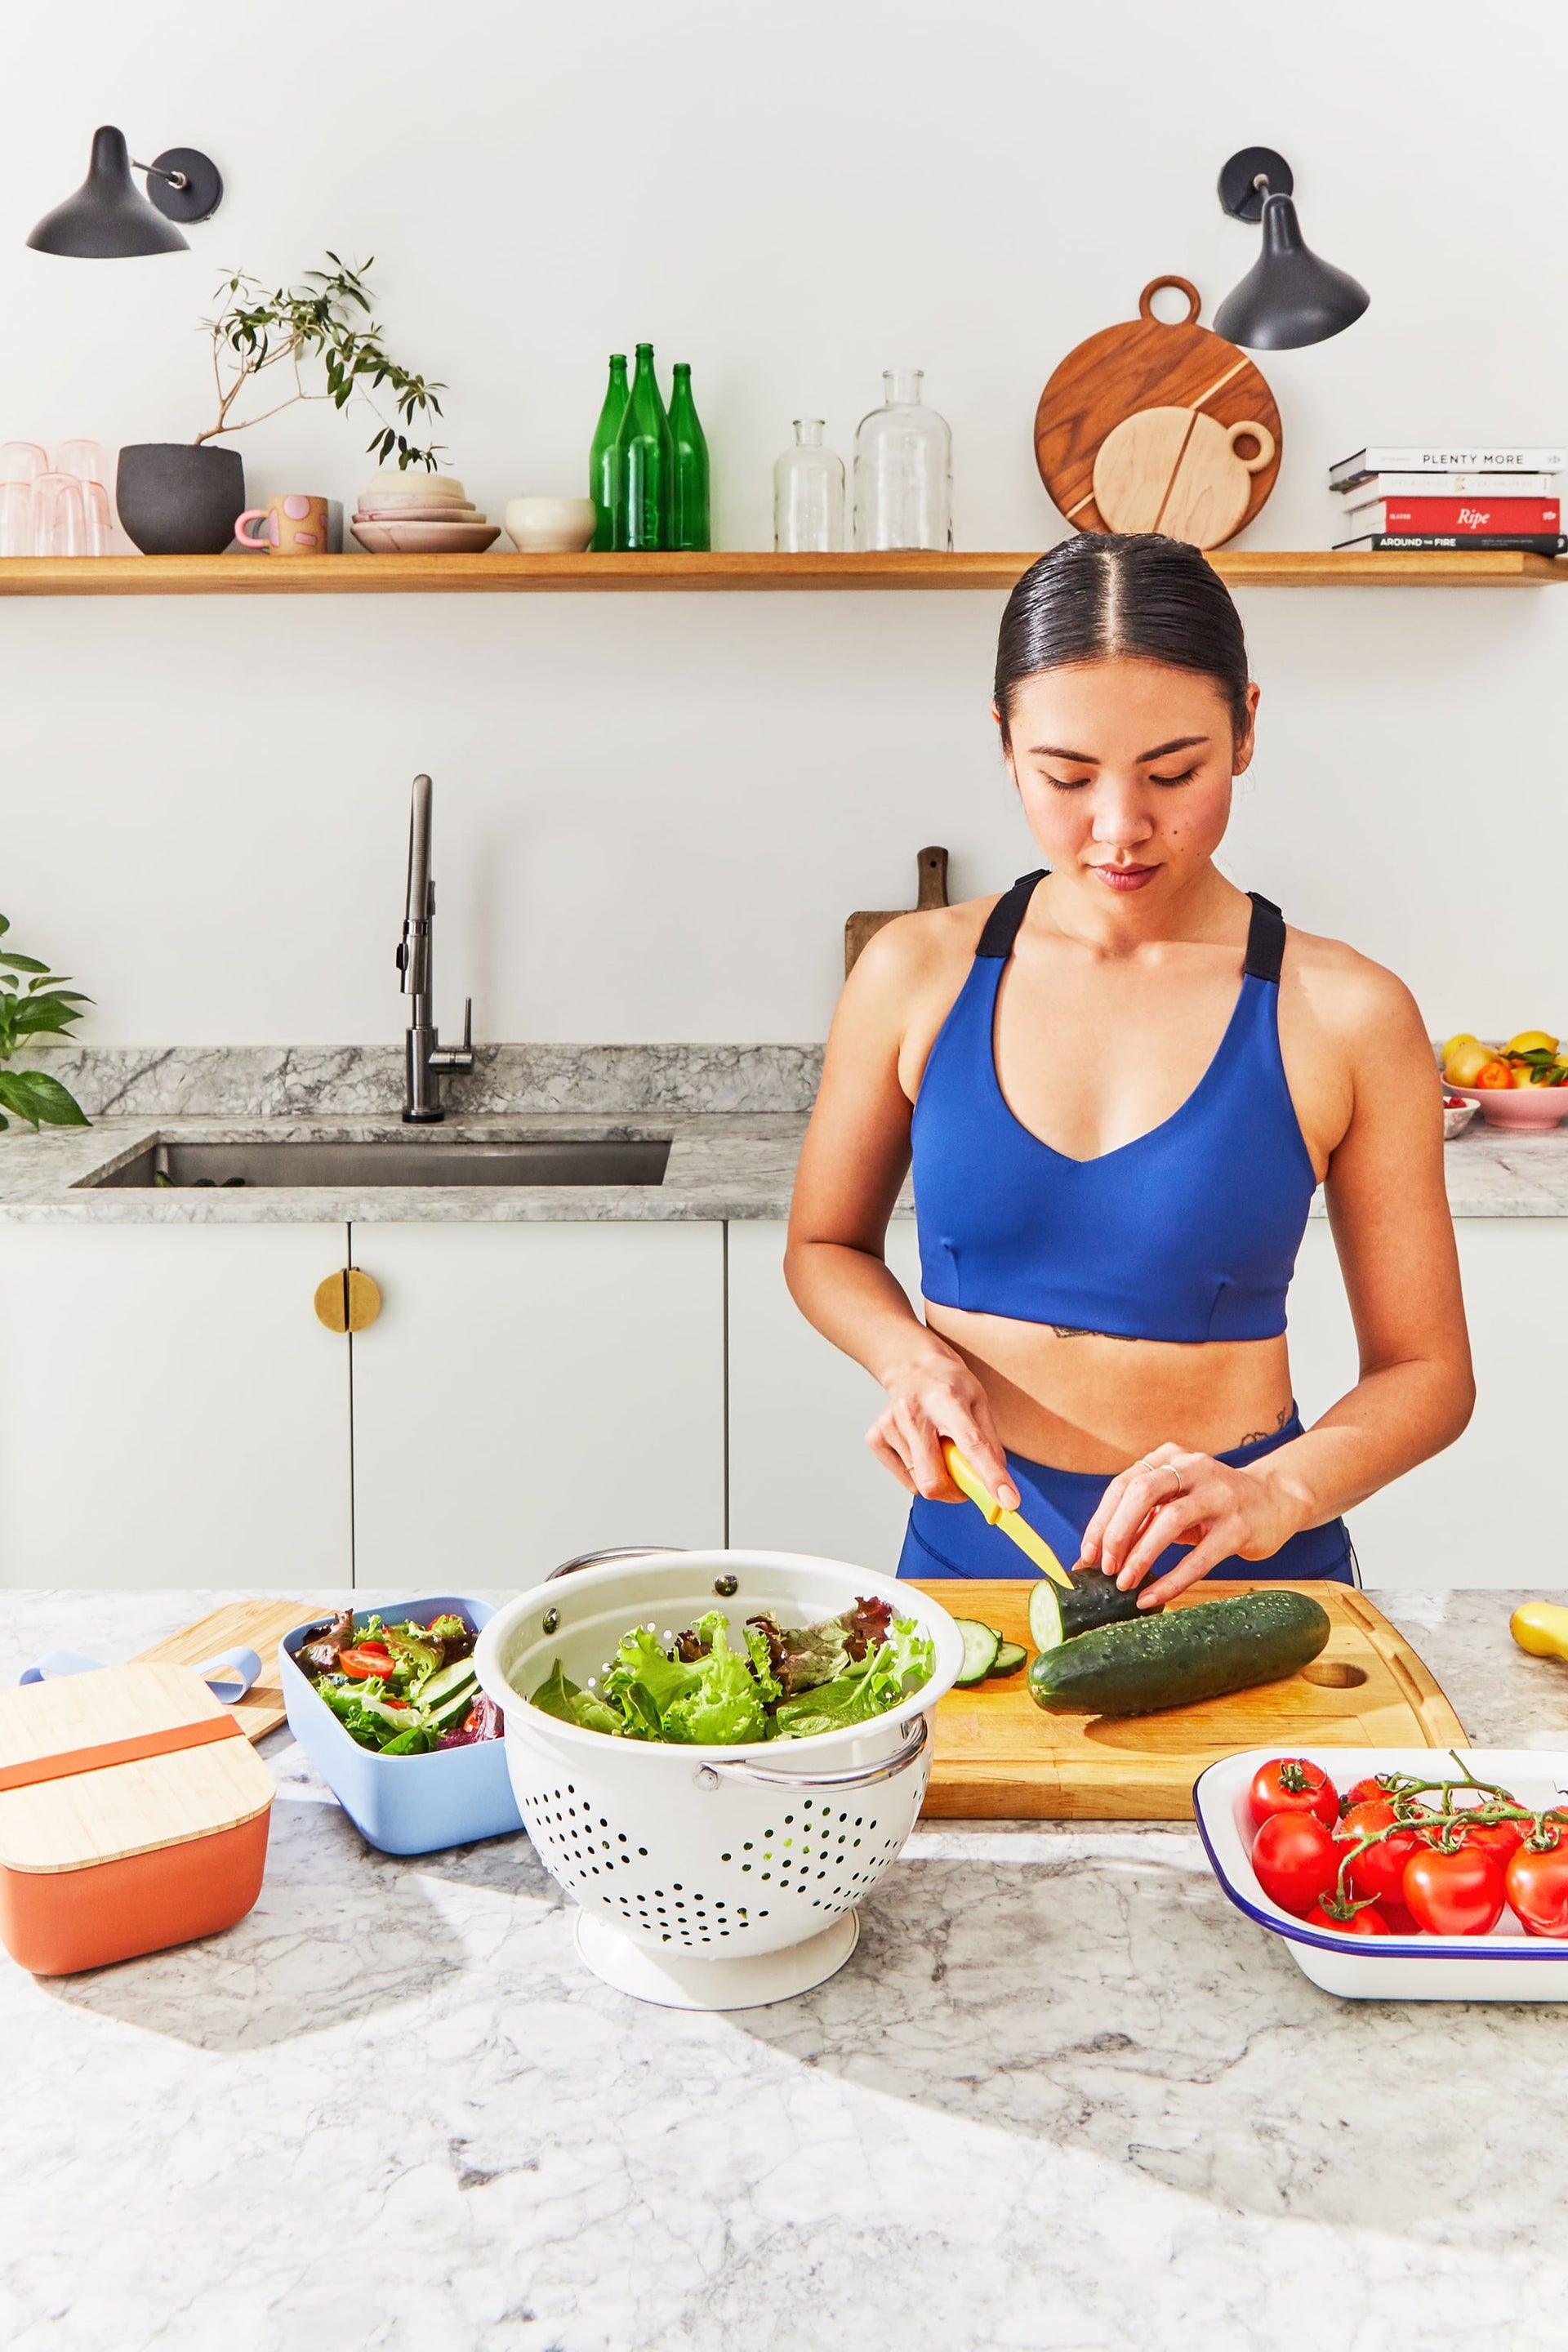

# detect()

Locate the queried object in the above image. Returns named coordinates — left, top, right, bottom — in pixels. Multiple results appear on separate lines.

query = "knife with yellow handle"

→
left=1510, top=1601, right=1568, bottom=1663
left=941, top=1440, right=1074, bottom=1589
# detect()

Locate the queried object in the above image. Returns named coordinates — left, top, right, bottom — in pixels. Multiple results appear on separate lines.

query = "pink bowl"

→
left=1446, top=1082, right=1568, bottom=1130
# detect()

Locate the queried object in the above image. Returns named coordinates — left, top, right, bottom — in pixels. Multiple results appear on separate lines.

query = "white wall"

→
left=2, top=0, right=1564, bottom=1045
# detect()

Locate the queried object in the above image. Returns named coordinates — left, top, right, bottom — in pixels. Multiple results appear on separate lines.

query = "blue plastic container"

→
left=279, top=1594, right=524, bottom=1855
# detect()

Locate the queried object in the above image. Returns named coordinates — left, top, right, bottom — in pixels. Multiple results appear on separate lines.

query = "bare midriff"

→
left=924, top=1302, right=1298, bottom=1472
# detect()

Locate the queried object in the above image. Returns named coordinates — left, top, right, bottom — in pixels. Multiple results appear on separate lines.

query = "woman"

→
left=786, top=534, right=1472, bottom=1603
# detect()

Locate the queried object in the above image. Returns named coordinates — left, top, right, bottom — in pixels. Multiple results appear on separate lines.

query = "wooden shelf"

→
left=0, top=548, right=1558, bottom=596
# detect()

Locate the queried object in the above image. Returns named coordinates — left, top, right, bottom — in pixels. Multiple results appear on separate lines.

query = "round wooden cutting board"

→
left=1035, top=277, right=1283, bottom=546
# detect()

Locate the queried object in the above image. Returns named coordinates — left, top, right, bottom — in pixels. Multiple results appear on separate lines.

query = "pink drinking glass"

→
left=81, top=480, right=113, bottom=555
left=31, top=472, right=87, bottom=556
left=0, top=480, right=33, bottom=556
left=0, top=443, right=47, bottom=486
left=54, top=439, right=109, bottom=488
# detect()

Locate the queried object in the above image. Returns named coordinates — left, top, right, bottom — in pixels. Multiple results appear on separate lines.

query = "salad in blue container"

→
left=280, top=1593, right=523, bottom=1855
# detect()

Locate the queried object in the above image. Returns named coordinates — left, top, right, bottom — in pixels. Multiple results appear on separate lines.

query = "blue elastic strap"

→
left=18, top=1645, right=262, bottom=1704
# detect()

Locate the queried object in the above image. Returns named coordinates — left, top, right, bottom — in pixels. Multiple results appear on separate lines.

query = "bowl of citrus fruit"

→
left=1441, top=1031, right=1568, bottom=1130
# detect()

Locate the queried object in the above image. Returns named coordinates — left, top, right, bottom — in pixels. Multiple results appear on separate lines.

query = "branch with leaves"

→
left=196, top=253, right=447, bottom=471
left=0, top=916, right=91, bottom=1133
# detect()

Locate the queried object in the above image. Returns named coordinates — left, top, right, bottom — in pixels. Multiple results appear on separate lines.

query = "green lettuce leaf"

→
left=529, top=1659, right=624, bottom=1737
left=658, top=1617, right=770, bottom=1745
left=773, top=1617, right=934, bottom=1740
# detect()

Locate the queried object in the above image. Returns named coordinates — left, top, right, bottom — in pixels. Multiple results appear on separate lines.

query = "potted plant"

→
left=117, top=254, right=446, bottom=555
left=0, top=915, right=90, bottom=1133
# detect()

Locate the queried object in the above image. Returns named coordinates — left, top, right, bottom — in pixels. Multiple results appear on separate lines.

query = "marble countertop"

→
left=2, top=1106, right=1566, bottom=1225
left=3, top=1584, right=1567, bottom=2350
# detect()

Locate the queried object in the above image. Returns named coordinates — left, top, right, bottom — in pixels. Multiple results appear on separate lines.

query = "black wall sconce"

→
left=1214, top=146, right=1369, bottom=350
left=27, top=126, right=223, bottom=258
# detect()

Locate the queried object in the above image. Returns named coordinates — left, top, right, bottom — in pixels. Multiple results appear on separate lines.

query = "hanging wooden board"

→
left=908, top=1579, right=1466, bottom=1820
left=1035, top=277, right=1283, bottom=547
left=844, top=847, right=949, bottom=975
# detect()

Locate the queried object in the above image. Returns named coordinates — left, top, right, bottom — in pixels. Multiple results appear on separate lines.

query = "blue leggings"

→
left=898, top=1412, right=1356, bottom=1584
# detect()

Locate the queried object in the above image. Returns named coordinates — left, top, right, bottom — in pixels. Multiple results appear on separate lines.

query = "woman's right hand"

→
left=866, top=1346, right=1018, bottom=1511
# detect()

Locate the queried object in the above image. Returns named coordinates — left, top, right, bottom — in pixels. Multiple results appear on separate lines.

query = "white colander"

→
left=474, top=1550, right=964, bottom=2008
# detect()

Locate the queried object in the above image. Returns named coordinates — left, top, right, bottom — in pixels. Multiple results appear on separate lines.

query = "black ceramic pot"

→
left=115, top=443, right=245, bottom=555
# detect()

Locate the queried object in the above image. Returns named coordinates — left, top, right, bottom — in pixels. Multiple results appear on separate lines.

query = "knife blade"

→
left=941, top=1441, right=1074, bottom=1589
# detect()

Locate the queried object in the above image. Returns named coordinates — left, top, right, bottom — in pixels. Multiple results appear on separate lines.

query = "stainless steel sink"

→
left=82, top=1138, right=671, bottom=1190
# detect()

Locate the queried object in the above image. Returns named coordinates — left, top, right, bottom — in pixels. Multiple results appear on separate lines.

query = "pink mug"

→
left=235, top=492, right=332, bottom=554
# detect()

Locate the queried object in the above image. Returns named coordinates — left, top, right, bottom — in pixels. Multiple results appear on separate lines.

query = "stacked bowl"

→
left=350, top=472, right=499, bottom=554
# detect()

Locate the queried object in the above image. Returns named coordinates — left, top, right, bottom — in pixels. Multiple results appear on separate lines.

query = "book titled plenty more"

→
left=1330, top=445, right=1565, bottom=490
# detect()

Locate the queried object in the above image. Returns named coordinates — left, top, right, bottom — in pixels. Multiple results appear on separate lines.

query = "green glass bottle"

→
left=588, top=353, right=629, bottom=553
left=668, top=361, right=710, bottom=551
left=611, top=342, right=673, bottom=551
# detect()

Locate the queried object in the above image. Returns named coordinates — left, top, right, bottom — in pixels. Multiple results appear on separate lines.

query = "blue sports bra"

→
left=910, top=875, right=1317, bottom=1343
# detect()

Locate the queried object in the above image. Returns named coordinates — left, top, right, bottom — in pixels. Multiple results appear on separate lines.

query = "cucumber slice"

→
left=427, top=1674, right=479, bottom=1731
left=1028, top=1589, right=1330, bottom=1719
left=990, top=1641, right=1027, bottom=1677
left=953, top=1619, right=1003, bottom=1686
left=1028, top=1566, right=1152, bottom=1653
left=421, top=1656, right=480, bottom=1707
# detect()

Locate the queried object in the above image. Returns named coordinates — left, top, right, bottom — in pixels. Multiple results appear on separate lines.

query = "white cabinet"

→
left=0, top=1223, right=353, bottom=1590
left=347, top=1221, right=725, bottom=1586
left=727, top=1218, right=922, bottom=1570
left=1288, top=1215, right=1568, bottom=1588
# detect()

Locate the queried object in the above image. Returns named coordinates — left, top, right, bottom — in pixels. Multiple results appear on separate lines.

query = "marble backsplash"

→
left=18, top=1042, right=826, bottom=1119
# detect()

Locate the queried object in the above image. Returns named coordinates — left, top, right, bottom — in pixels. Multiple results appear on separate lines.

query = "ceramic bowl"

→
left=355, top=504, right=481, bottom=523
left=1444, top=1082, right=1568, bottom=1131
left=504, top=496, right=597, bottom=554
left=362, top=472, right=468, bottom=501
left=351, top=519, right=501, bottom=554
left=1442, top=1097, right=1480, bottom=1140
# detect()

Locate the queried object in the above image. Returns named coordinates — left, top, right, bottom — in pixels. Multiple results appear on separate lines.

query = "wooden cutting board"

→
left=1035, top=277, right=1282, bottom=547
left=130, top=1598, right=310, bottom=1744
left=909, top=1579, right=1467, bottom=1820
left=845, top=847, right=948, bottom=974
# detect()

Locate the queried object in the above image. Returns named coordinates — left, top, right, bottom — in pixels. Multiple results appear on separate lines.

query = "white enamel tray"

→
left=1193, top=1747, right=1568, bottom=2001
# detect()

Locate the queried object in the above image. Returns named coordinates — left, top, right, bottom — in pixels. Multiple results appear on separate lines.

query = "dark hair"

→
left=993, top=533, right=1251, bottom=745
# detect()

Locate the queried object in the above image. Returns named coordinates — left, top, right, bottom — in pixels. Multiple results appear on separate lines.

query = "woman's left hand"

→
left=1077, top=1441, right=1306, bottom=1607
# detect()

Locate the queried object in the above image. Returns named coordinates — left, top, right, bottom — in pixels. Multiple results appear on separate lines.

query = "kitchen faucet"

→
left=396, top=773, right=474, bottom=1123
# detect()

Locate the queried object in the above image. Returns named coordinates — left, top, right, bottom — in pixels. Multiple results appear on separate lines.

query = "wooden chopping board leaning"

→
left=1036, top=277, right=1282, bottom=549
left=845, top=846, right=949, bottom=975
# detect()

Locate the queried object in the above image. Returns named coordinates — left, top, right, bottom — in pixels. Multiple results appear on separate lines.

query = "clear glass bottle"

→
left=773, top=419, right=844, bottom=552
left=611, top=342, right=673, bottom=550
left=667, top=361, right=710, bottom=551
left=853, top=368, right=952, bottom=551
left=588, top=353, right=629, bottom=553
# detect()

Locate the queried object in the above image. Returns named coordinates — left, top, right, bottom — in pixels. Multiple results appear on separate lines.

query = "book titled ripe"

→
left=1341, top=497, right=1559, bottom=535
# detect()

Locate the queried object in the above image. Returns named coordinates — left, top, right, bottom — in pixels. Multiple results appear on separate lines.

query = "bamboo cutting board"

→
left=130, top=1598, right=310, bottom=1744
left=909, top=1580, right=1467, bottom=1820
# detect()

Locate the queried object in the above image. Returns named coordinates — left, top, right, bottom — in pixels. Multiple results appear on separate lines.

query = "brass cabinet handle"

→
left=314, top=1267, right=382, bottom=1334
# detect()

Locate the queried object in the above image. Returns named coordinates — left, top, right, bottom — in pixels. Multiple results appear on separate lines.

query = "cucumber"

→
left=1027, top=1589, right=1331, bottom=1718
left=427, top=1674, right=479, bottom=1731
left=421, top=1657, right=479, bottom=1708
left=990, top=1641, right=1027, bottom=1677
left=1028, top=1567, right=1152, bottom=1652
left=953, top=1619, right=1003, bottom=1686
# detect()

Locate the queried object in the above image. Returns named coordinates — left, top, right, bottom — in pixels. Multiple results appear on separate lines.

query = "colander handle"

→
left=695, top=1715, right=928, bottom=1790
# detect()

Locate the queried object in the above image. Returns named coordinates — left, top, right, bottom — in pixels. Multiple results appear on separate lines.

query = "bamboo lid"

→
left=0, top=1664, right=274, bottom=1873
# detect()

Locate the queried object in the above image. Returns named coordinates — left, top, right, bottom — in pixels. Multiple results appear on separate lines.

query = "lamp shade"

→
left=27, top=126, right=189, bottom=258
left=1213, top=190, right=1368, bottom=350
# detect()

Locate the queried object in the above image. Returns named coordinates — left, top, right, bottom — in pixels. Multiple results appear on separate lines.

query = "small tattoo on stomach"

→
left=1050, top=1325, right=1136, bottom=1342
left=1238, top=1405, right=1293, bottom=1447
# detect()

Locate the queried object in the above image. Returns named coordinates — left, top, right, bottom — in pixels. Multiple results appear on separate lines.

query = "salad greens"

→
left=296, top=1606, right=501, bottom=1755
left=530, top=1595, right=934, bottom=1744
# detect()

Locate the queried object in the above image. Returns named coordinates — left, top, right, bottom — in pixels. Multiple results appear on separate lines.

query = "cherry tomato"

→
left=1303, top=1900, right=1391, bottom=1936
left=1252, top=1813, right=1340, bottom=1914
left=338, top=1643, right=394, bottom=1681
left=1505, top=1842, right=1568, bottom=1939
left=1343, top=1775, right=1401, bottom=1811
left=1249, top=1757, right=1339, bottom=1830
left=1403, top=1843, right=1505, bottom=1936
left=1457, top=1815, right=1526, bottom=1872
left=1378, top=1900, right=1419, bottom=1936
left=1336, top=1801, right=1424, bottom=1909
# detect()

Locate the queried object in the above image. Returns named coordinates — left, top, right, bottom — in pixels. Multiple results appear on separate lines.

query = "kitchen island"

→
left=3, top=1586, right=1566, bottom=2352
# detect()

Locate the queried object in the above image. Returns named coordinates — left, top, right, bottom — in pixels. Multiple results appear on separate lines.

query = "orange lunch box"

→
left=0, top=1662, right=275, bottom=1976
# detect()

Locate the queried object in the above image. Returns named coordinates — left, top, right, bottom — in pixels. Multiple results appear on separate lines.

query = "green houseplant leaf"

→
left=0, top=915, right=90, bottom=1133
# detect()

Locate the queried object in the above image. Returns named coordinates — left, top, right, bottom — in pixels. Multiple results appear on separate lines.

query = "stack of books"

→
left=1330, top=446, right=1566, bottom=555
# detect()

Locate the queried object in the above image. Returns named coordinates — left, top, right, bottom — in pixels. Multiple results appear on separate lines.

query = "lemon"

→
left=1441, top=1031, right=1481, bottom=1064
left=1442, top=1040, right=1493, bottom=1087
left=1506, top=1030, right=1560, bottom=1056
